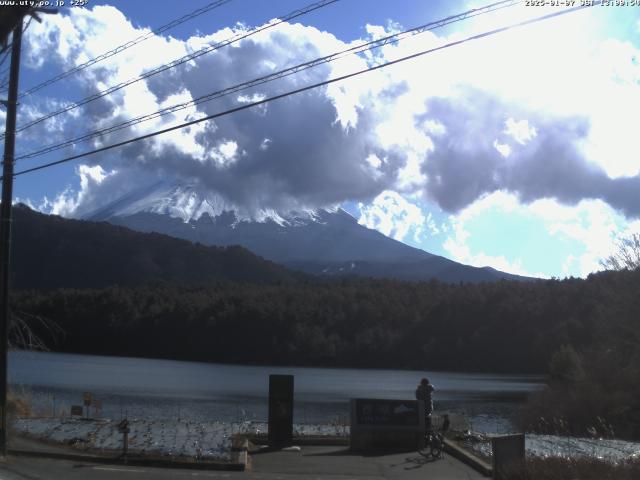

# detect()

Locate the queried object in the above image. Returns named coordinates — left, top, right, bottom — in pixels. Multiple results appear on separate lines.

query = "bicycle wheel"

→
left=430, top=443, right=442, bottom=458
left=430, top=435, right=444, bottom=458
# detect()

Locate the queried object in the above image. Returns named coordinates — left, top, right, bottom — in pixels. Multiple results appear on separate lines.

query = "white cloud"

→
left=259, top=138, right=271, bottom=151
left=443, top=191, right=640, bottom=278
left=446, top=240, right=537, bottom=278
left=358, top=190, right=429, bottom=243
left=210, top=140, right=239, bottom=168
left=493, top=140, right=511, bottom=158
left=365, top=154, right=382, bottom=169
left=542, top=199, right=637, bottom=276
left=20, top=3, right=640, bottom=238
left=504, top=118, right=536, bottom=145
left=47, top=165, right=116, bottom=217
left=237, top=94, right=267, bottom=103
left=23, top=8, right=409, bottom=216
left=425, top=212, right=440, bottom=236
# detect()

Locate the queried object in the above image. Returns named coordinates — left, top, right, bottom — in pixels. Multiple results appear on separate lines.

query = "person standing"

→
left=415, top=378, right=435, bottom=431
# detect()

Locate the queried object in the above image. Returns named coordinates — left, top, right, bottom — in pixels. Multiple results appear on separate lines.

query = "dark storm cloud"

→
left=23, top=6, right=640, bottom=221
left=72, top=25, right=411, bottom=214
left=107, top=88, right=407, bottom=213
left=419, top=88, right=640, bottom=217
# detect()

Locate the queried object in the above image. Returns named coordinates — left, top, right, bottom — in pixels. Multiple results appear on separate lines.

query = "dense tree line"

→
left=518, top=257, right=640, bottom=439
left=10, top=268, right=639, bottom=375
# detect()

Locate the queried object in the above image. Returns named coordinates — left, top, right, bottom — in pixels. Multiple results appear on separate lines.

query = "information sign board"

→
left=354, top=399, right=419, bottom=426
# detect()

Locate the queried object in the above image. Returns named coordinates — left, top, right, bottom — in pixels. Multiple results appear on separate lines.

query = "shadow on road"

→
left=392, top=454, right=439, bottom=470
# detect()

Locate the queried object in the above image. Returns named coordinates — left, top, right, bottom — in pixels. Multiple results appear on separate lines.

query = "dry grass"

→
left=7, top=389, right=32, bottom=418
left=503, top=456, right=640, bottom=480
left=517, top=382, right=630, bottom=438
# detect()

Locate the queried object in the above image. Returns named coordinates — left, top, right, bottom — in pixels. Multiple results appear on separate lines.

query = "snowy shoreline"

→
left=11, top=417, right=348, bottom=461
left=12, top=416, right=640, bottom=464
left=463, top=432, right=640, bottom=463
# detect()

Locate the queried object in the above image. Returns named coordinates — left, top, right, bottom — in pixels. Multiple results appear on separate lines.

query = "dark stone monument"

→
left=350, top=398, right=423, bottom=451
left=492, top=433, right=525, bottom=480
left=268, top=374, right=294, bottom=447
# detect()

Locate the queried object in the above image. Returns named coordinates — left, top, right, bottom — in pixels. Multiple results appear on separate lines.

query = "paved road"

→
left=0, top=446, right=485, bottom=480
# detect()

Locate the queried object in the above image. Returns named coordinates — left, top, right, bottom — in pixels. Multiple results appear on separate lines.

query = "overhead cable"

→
left=16, top=0, right=521, bottom=162
left=9, top=2, right=597, bottom=179
left=2, top=0, right=233, bottom=97
left=4, top=0, right=340, bottom=139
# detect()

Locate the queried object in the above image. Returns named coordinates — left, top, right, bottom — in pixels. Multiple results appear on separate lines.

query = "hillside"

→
left=10, top=204, right=300, bottom=289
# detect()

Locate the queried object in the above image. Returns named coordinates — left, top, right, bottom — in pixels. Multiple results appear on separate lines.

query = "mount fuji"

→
left=84, top=182, right=531, bottom=283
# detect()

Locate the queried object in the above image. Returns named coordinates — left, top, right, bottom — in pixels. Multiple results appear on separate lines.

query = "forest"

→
left=8, top=204, right=640, bottom=438
left=10, top=265, right=640, bottom=438
left=11, top=268, right=638, bottom=375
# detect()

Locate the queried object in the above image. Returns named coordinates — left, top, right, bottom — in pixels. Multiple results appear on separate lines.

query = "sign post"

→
left=92, top=398, right=102, bottom=417
left=83, top=392, right=92, bottom=418
left=118, top=419, right=130, bottom=464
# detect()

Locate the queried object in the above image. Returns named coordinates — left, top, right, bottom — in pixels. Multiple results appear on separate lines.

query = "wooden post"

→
left=0, top=17, right=23, bottom=458
left=118, top=419, right=130, bottom=464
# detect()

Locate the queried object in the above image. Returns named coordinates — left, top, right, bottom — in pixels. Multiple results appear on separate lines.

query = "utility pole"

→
left=0, top=16, right=22, bottom=457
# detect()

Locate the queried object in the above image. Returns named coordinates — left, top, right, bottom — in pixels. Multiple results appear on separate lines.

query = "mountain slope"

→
left=84, top=183, right=533, bottom=283
left=10, top=204, right=299, bottom=289
left=105, top=208, right=433, bottom=264
left=285, top=258, right=531, bottom=283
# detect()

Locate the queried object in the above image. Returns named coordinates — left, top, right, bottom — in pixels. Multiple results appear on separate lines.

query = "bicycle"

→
left=418, top=414, right=449, bottom=459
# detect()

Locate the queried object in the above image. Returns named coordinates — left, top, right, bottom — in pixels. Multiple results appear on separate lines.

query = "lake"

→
left=9, top=350, right=544, bottom=433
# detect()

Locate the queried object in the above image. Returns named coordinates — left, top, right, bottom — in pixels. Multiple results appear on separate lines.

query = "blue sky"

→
left=5, top=0, right=640, bottom=279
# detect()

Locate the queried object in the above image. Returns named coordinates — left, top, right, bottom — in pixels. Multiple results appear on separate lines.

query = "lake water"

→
left=9, top=350, right=544, bottom=433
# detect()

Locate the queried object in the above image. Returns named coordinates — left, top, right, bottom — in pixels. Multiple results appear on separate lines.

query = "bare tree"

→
left=601, top=233, right=640, bottom=271
left=9, top=311, right=64, bottom=351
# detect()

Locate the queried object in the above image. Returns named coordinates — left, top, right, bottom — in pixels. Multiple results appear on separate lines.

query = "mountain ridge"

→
left=81, top=183, right=533, bottom=283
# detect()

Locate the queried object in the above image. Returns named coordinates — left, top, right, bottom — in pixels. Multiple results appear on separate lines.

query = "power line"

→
left=3, top=0, right=340, bottom=140
left=0, top=0, right=233, bottom=97
left=16, top=0, right=521, bottom=162
left=9, top=2, right=596, bottom=180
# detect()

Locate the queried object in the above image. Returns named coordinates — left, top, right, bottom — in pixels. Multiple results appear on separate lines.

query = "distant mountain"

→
left=84, top=183, right=533, bottom=283
left=10, top=204, right=299, bottom=290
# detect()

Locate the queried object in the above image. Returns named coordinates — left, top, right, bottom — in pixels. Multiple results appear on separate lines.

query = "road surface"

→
left=0, top=445, right=485, bottom=480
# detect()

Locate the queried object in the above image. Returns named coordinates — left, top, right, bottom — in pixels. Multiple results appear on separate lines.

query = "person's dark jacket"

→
left=415, top=383, right=434, bottom=414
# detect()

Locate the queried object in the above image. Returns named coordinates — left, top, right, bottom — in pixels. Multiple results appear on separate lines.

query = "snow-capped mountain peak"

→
left=83, top=182, right=529, bottom=283
left=83, top=181, right=312, bottom=226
